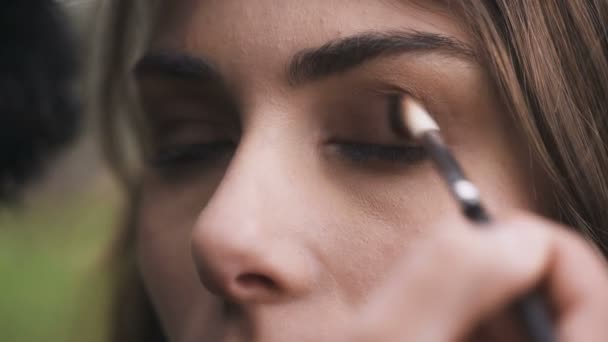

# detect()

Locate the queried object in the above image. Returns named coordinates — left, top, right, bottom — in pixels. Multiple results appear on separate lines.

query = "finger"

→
left=537, top=219, right=608, bottom=342
left=355, top=218, right=553, bottom=342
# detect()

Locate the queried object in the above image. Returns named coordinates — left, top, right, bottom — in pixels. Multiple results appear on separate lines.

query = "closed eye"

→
left=148, top=141, right=236, bottom=168
left=334, top=142, right=427, bottom=164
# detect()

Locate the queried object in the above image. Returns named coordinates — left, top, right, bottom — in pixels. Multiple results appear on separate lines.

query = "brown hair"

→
left=90, top=1, right=608, bottom=341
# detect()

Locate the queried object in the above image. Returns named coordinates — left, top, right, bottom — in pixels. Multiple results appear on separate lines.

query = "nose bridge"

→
left=205, top=126, right=284, bottom=225
left=194, top=130, right=282, bottom=256
left=191, top=127, right=317, bottom=304
left=203, top=101, right=304, bottom=232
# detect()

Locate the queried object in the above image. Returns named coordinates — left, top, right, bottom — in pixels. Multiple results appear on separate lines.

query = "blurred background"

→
left=0, top=1, right=119, bottom=341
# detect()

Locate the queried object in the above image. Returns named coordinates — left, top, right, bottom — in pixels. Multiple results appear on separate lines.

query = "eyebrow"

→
left=288, top=30, right=476, bottom=85
left=134, top=30, right=476, bottom=86
left=134, top=51, right=221, bottom=82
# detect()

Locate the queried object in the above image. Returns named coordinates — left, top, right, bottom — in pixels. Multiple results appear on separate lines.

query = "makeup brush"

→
left=391, top=95, right=555, bottom=342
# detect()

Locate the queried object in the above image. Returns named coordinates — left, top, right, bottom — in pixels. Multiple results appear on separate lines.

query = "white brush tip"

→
left=401, top=97, right=439, bottom=138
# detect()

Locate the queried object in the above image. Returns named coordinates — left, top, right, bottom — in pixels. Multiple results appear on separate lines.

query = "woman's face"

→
left=135, top=1, right=541, bottom=341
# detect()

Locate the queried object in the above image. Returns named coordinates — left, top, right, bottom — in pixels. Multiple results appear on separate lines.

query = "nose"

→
left=191, top=150, right=318, bottom=304
left=192, top=227, right=315, bottom=304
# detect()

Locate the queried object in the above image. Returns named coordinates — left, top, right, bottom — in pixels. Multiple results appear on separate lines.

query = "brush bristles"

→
left=400, top=97, right=440, bottom=138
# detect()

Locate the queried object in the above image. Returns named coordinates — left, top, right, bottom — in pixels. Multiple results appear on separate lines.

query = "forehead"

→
left=151, top=0, right=469, bottom=85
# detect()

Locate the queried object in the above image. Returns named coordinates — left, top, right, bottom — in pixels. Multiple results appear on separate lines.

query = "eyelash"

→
left=333, top=142, right=427, bottom=164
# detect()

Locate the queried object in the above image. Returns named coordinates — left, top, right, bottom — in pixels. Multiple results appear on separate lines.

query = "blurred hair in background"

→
left=0, top=1, right=119, bottom=341
left=0, top=0, right=79, bottom=200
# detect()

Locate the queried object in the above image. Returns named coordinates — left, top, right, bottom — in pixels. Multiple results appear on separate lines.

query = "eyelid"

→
left=357, top=80, right=442, bottom=120
left=147, top=141, right=235, bottom=167
left=362, top=84, right=431, bottom=112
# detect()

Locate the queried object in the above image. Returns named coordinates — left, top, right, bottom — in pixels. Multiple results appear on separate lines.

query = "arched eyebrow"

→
left=134, top=30, right=476, bottom=86
left=287, top=30, right=476, bottom=86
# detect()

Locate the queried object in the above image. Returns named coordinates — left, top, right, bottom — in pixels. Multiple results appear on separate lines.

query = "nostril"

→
left=236, top=273, right=278, bottom=291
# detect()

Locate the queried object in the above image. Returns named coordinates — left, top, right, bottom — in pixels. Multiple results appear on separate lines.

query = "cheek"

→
left=134, top=177, right=223, bottom=340
left=306, top=163, right=464, bottom=302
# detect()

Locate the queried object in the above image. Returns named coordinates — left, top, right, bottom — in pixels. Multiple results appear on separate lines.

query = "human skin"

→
left=133, top=1, right=608, bottom=341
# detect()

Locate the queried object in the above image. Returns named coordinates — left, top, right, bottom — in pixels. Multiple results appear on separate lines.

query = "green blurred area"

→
left=0, top=186, right=118, bottom=342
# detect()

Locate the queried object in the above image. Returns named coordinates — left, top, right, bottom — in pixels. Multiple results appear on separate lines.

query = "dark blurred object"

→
left=0, top=0, right=80, bottom=201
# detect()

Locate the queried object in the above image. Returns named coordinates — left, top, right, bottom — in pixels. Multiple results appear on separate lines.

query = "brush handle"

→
left=514, top=292, right=556, bottom=342
left=466, top=203, right=555, bottom=342
left=421, top=132, right=555, bottom=342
